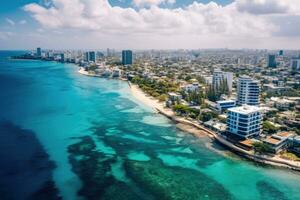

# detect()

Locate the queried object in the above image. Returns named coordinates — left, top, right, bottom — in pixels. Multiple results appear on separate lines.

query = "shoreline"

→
left=127, top=81, right=300, bottom=171
left=79, top=67, right=300, bottom=171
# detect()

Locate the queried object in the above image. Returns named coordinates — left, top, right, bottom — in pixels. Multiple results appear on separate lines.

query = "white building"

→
left=212, top=69, right=233, bottom=93
left=204, top=76, right=213, bottom=85
left=216, top=100, right=236, bottom=112
left=237, top=76, right=260, bottom=106
left=184, top=82, right=200, bottom=92
left=291, top=58, right=300, bottom=70
left=168, top=92, right=182, bottom=102
left=227, top=105, right=262, bottom=138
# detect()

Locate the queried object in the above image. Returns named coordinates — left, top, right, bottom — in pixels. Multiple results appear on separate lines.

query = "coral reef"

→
left=124, top=158, right=234, bottom=200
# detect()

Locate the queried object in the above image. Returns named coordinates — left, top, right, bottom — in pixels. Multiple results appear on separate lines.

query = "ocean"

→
left=0, top=51, right=300, bottom=200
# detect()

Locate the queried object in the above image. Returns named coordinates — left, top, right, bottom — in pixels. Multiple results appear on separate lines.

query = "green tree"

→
left=173, top=104, right=190, bottom=115
left=253, top=142, right=273, bottom=154
left=263, top=121, right=279, bottom=134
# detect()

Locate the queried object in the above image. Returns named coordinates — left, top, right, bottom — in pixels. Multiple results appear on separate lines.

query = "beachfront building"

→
left=237, top=76, right=260, bottom=106
left=166, top=92, right=182, bottom=107
left=122, top=50, right=133, bottom=65
left=36, top=47, right=42, bottom=57
left=60, top=53, right=65, bottom=62
left=216, top=100, right=236, bottom=112
left=227, top=105, right=262, bottom=139
left=263, top=132, right=294, bottom=153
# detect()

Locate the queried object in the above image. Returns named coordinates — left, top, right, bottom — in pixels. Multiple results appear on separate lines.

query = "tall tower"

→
left=237, top=76, right=260, bottom=106
left=267, top=54, right=277, bottom=68
left=122, top=50, right=133, bottom=65
left=89, top=51, right=96, bottom=63
left=36, top=47, right=42, bottom=57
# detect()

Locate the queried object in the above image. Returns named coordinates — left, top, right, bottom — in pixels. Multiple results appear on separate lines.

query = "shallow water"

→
left=1, top=51, right=300, bottom=200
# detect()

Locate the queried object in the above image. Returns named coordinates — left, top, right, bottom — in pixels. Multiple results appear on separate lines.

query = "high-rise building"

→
left=37, top=47, right=42, bottom=57
left=85, top=52, right=89, bottom=62
left=212, top=69, right=233, bottom=94
left=237, top=76, right=260, bottom=106
left=122, top=50, right=133, bottom=65
left=279, top=50, right=284, bottom=56
left=291, top=57, right=300, bottom=70
left=84, top=51, right=97, bottom=63
left=227, top=105, right=262, bottom=139
left=267, top=54, right=277, bottom=68
left=60, top=53, right=65, bottom=62
left=89, top=51, right=96, bottom=63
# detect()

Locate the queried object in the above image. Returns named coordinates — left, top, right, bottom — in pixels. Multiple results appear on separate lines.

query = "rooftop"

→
left=264, top=136, right=281, bottom=146
left=217, top=99, right=236, bottom=104
left=228, top=105, right=261, bottom=115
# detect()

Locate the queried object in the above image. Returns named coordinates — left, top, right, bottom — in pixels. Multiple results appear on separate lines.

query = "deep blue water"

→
left=1, top=51, right=300, bottom=200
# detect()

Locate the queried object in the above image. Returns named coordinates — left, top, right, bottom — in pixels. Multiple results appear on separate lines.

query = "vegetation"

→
left=131, top=76, right=178, bottom=97
left=263, top=121, right=279, bottom=134
left=172, top=104, right=201, bottom=119
left=180, top=90, right=205, bottom=105
left=158, top=94, right=168, bottom=102
left=253, top=142, right=273, bottom=154
left=198, top=111, right=217, bottom=122
left=280, top=152, right=300, bottom=161
left=206, top=78, right=229, bottom=101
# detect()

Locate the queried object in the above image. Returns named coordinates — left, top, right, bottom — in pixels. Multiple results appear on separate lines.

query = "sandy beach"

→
left=129, top=83, right=165, bottom=111
left=129, top=82, right=210, bottom=138
left=78, top=67, right=95, bottom=76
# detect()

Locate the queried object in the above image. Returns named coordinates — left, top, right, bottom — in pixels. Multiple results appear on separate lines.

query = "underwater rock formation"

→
left=124, top=158, right=234, bottom=200
left=68, top=136, right=143, bottom=200
left=256, top=181, right=288, bottom=200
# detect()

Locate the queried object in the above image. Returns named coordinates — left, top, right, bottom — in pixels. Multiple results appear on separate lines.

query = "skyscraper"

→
left=89, top=51, right=96, bottom=63
left=60, top=53, right=65, bottom=62
left=291, top=57, right=300, bottom=71
left=122, top=50, right=133, bottom=65
left=267, top=54, right=277, bottom=68
left=84, top=51, right=97, bottom=63
left=279, top=50, right=284, bottom=56
left=36, top=47, right=42, bottom=57
left=85, top=52, right=89, bottom=62
left=237, top=76, right=260, bottom=106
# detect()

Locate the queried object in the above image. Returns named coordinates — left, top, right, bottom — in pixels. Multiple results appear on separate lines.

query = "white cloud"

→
left=133, top=0, right=175, bottom=7
left=21, top=0, right=300, bottom=49
left=37, top=28, right=45, bottom=33
left=23, top=0, right=275, bottom=37
left=5, top=18, right=15, bottom=26
left=236, top=0, right=300, bottom=15
left=0, top=31, right=14, bottom=40
left=19, top=20, right=27, bottom=25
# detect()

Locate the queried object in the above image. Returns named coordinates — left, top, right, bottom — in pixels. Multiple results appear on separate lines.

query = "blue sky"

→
left=0, top=0, right=299, bottom=50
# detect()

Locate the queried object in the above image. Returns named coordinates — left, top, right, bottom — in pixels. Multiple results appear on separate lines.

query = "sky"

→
left=0, top=0, right=300, bottom=50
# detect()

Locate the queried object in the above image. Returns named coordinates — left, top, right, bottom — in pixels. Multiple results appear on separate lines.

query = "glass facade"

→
left=122, top=50, right=133, bottom=65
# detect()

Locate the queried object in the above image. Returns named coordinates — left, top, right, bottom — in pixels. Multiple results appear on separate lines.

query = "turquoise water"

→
left=1, top=51, right=300, bottom=200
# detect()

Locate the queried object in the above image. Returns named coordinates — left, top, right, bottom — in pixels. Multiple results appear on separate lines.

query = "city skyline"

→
left=0, top=0, right=300, bottom=50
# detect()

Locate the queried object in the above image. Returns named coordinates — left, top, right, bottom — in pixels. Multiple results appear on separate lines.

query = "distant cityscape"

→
left=15, top=47, right=300, bottom=169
